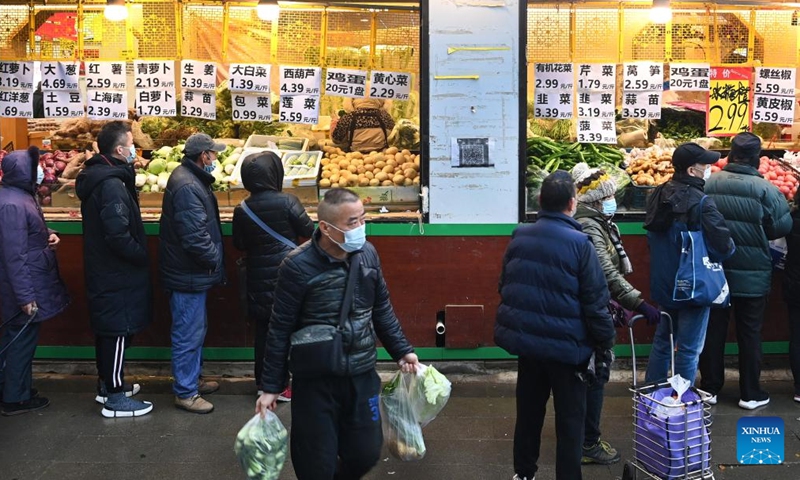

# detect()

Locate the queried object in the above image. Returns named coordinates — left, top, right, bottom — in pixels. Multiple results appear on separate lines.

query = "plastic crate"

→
left=626, top=184, right=656, bottom=210
left=243, top=135, right=308, bottom=151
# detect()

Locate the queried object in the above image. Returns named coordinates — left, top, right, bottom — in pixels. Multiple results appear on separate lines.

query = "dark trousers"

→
left=514, top=356, right=587, bottom=480
left=0, top=322, right=42, bottom=403
left=290, top=370, right=382, bottom=480
left=787, top=305, right=800, bottom=396
left=699, top=296, right=768, bottom=401
left=254, top=316, right=269, bottom=390
left=584, top=378, right=605, bottom=446
left=95, top=335, right=132, bottom=394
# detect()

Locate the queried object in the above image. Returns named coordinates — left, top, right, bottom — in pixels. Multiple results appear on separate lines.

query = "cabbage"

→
left=234, top=412, right=288, bottom=480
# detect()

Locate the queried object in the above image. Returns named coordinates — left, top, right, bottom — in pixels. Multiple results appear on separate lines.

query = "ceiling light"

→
left=257, top=0, right=280, bottom=21
left=104, top=0, right=128, bottom=22
left=650, top=0, right=672, bottom=24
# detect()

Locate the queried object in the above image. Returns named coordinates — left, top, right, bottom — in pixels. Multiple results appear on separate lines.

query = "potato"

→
left=351, top=152, right=363, bottom=159
left=401, top=162, right=414, bottom=171
left=332, top=183, right=340, bottom=188
left=319, top=178, right=332, bottom=188
left=321, top=158, right=330, bottom=166
left=356, top=166, right=366, bottom=174
left=387, top=159, right=398, bottom=168
left=395, top=152, right=405, bottom=162
left=376, top=172, right=389, bottom=182
left=403, top=177, right=413, bottom=186
left=359, top=177, right=370, bottom=186
left=404, top=168, right=417, bottom=179
left=375, top=161, right=386, bottom=169
left=364, top=156, right=375, bottom=165
left=369, top=151, right=379, bottom=156
left=345, top=153, right=354, bottom=159
left=414, top=156, right=420, bottom=166
left=338, top=159, right=350, bottom=169
left=401, top=149, right=411, bottom=156
left=372, top=167, right=382, bottom=175
left=369, top=178, right=380, bottom=186
left=322, top=170, right=333, bottom=179
left=365, top=171, right=374, bottom=180
left=413, top=176, right=420, bottom=185
left=352, top=159, right=363, bottom=167
left=385, top=147, right=398, bottom=155
left=381, top=180, right=394, bottom=187
left=347, top=165, right=357, bottom=174
left=330, top=174, right=340, bottom=184
left=392, top=174, right=405, bottom=186
left=382, top=165, right=395, bottom=174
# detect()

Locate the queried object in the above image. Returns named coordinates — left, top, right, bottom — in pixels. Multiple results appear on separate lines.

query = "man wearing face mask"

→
left=159, top=132, right=226, bottom=414
left=644, top=142, right=734, bottom=386
left=76, top=121, right=152, bottom=417
left=256, top=188, right=419, bottom=479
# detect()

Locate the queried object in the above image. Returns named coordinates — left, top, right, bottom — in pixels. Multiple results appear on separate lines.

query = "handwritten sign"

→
left=279, top=66, right=321, bottom=96
left=180, top=60, right=216, bottom=91
left=0, top=90, right=33, bottom=118
left=754, top=67, right=795, bottom=97
left=85, top=62, right=127, bottom=90
left=87, top=90, right=128, bottom=120
left=279, top=94, right=319, bottom=125
left=623, top=62, right=663, bottom=91
left=707, top=67, right=751, bottom=137
left=669, top=63, right=711, bottom=91
left=534, top=63, right=574, bottom=91
left=577, top=119, right=617, bottom=144
left=577, top=64, right=616, bottom=91
left=41, top=62, right=80, bottom=91
left=136, top=89, right=177, bottom=117
left=231, top=93, right=272, bottom=122
left=229, top=63, right=270, bottom=93
left=752, top=95, right=795, bottom=125
left=43, top=91, right=84, bottom=118
left=181, top=89, right=216, bottom=119
left=0, top=61, right=34, bottom=90
left=622, top=91, right=662, bottom=119
left=369, top=71, right=411, bottom=100
left=534, top=90, right=573, bottom=119
left=324, top=68, right=368, bottom=98
left=577, top=91, right=615, bottom=119
left=134, top=61, right=176, bottom=89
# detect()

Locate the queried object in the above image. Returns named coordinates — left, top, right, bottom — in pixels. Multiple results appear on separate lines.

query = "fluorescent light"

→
left=650, top=0, right=672, bottom=24
left=257, top=0, right=280, bottom=21
left=104, top=0, right=128, bottom=22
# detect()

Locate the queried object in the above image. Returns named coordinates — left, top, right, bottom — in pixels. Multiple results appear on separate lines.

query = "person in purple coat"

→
left=0, top=146, right=70, bottom=416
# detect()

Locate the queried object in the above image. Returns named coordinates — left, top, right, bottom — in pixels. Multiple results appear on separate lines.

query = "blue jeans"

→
left=645, top=307, right=710, bottom=385
left=170, top=291, right=208, bottom=399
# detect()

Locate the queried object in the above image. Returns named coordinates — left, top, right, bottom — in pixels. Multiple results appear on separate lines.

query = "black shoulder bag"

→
left=288, top=254, right=361, bottom=377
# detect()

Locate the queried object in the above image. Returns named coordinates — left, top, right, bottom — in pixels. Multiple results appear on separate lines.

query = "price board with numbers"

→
left=229, top=64, right=270, bottom=93
left=533, top=90, right=573, bottom=119
left=180, top=60, right=216, bottom=91
left=369, top=71, right=412, bottom=100
left=534, top=63, right=574, bottom=91
left=577, top=119, right=617, bottom=144
left=279, top=66, right=322, bottom=96
left=754, top=68, right=795, bottom=97
left=134, top=61, right=176, bottom=89
left=41, top=62, right=79, bottom=91
left=621, top=91, right=662, bottom=119
left=752, top=94, right=795, bottom=125
left=85, top=62, right=127, bottom=90
left=43, top=91, right=83, bottom=118
left=279, top=95, right=320, bottom=125
left=324, top=68, right=368, bottom=98
left=623, top=62, right=664, bottom=91
left=0, top=61, right=34, bottom=90
left=136, top=89, right=177, bottom=117
left=232, top=93, right=272, bottom=122
left=669, top=63, right=711, bottom=91
left=181, top=90, right=216, bottom=120
left=576, top=91, right=615, bottom=118
left=87, top=90, right=128, bottom=120
left=576, top=64, right=616, bottom=91
left=0, top=90, right=33, bottom=118
left=707, top=67, right=751, bottom=136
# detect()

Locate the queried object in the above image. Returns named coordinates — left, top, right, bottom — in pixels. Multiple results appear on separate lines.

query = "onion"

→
left=54, top=160, right=67, bottom=173
left=41, top=196, right=51, bottom=206
left=38, top=185, right=51, bottom=196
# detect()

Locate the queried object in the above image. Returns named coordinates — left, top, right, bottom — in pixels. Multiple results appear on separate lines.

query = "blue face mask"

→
left=325, top=222, right=366, bottom=253
left=36, top=164, right=44, bottom=185
left=204, top=160, right=217, bottom=174
left=126, top=145, right=136, bottom=164
left=601, top=198, right=617, bottom=216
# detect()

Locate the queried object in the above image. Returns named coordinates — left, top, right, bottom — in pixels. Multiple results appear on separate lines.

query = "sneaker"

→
left=739, top=397, right=770, bottom=410
left=198, top=379, right=219, bottom=395
left=1, top=396, right=50, bottom=416
left=512, top=475, right=534, bottom=480
left=95, top=379, right=141, bottom=405
left=794, top=395, right=800, bottom=403
left=277, top=387, right=292, bottom=402
left=174, top=394, right=214, bottom=414
left=706, top=395, right=717, bottom=405
left=582, top=440, right=621, bottom=465
left=101, top=393, right=153, bottom=418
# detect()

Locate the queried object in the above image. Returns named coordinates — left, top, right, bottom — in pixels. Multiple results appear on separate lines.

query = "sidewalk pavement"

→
left=2, top=373, right=800, bottom=480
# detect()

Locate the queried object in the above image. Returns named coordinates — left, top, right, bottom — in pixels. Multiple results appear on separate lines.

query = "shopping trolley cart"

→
left=621, top=313, right=714, bottom=480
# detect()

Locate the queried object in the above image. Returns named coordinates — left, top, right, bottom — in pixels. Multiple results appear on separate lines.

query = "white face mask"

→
left=325, top=222, right=366, bottom=252
left=693, top=164, right=711, bottom=181
left=703, top=166, right=711, bottom=181
left=36, top=164, right=44, bottom=185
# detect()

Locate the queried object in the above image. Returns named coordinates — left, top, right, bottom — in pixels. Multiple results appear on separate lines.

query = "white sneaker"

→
left=794, top=395, right=800, bottom=403
left=95, top=383, right=141, bottom=405
left=706, top=395, right=717, bottom=405
left=739, top=398, right=770, bottom=410
left=512, top=475, right=534, bottom=480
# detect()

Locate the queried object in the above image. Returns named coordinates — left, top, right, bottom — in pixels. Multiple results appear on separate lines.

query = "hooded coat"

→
left=75, top=154, right=151, bottom=336
left=232, top=152, right=314, bottom=320
left=0, top=147, right=69, bottom=325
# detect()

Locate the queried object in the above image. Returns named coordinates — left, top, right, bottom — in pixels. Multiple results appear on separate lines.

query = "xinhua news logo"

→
left=737, top=417, right=784, bottom=465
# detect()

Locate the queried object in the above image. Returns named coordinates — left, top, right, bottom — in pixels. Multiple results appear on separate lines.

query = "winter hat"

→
left=572, top=162, right=617, bottom=204
left=729, top=132, right=761, bottom=167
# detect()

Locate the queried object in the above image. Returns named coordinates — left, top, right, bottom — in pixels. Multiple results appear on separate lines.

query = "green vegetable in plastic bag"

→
left=234, top=412, right=289, bottom=480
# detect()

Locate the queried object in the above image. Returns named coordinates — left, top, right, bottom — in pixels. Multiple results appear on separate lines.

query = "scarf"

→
left=607, top=219, right=633, bottom=275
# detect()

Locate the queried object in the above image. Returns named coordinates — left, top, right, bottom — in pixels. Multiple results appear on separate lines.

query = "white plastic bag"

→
left=653, top=375, right=691, bottom=419
left=234, top=412, right=289, bottom=480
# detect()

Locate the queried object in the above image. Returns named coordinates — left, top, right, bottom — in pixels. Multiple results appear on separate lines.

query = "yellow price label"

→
left=707, top=67, right=752, bottom=137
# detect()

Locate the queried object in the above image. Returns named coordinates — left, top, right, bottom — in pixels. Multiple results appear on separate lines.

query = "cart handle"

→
left=629, top=311, right=673, bottom=388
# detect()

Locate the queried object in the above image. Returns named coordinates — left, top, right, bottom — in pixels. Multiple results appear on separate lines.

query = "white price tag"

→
left=229, top=64, right=271, bottom=93
left=669, top=63, right=711, bottom=91
left=0, top=62, right=34, bottom=90
left=0, top=90, right=33, bottom=118
left=369, top=71, right=412, bottom=100
left=576, top=91, right=615, bottom=119
left=534, top=90, right=573, bottom=119
left=134, top=61, right=176, bottom=89
left=232, top=93, right=272, bottom=122
left=279, top=66, right=322, bottom=96
left=576, top=119, right=617, bottom=144
left=180, top=60, right=216, bottom=91
left=576, top=64, right=616, bottom=91
left=752, top=94, right=796, bottom=124
left=622, top=91, right=662, bottom=119
left=41, top=62, right=80, bottom=91
left=754, top=68, right=796, bottom=97
left=87, top=90, right=128, bottom=120
left=86, top=62, right=127, bottom=90
left=279, top=94, right=319, bottom=125
left=43, top=90, right=84, bottom=118
left=324, top=68, right=368, bottom=98
left=136, top=89, right=177, bottom=117
left=181, top=89, right=216, bottom=119
left=534, top=63, right=574, bottom=91
left=623, top=62, right=663, bottom=91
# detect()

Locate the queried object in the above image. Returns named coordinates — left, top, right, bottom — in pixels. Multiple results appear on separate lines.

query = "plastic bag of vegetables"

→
left=234, top=412, right=289, bottom=480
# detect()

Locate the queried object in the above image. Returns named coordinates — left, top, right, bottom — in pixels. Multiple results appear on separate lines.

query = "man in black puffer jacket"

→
left=232, top=151, right=313, bottom=398
left=256, top=188, right=419, bottom=480
left=159, top=133, right=226, bottom=414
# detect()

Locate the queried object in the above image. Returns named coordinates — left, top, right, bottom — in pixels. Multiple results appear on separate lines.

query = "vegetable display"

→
left=714, top=155, right=799, bottom=201
left=526, top=137, right=625, bottom=174
left=139, top=144, right=239, bottom=193
left=319, top=146, right=420, bottom=189
left=234, top=412, right=288, bottom=480
left=625, top=146, right=675, bottom=186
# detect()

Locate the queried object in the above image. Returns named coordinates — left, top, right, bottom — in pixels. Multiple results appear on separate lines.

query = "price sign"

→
left=324, top=68, right=368, bottom=98
left=229, top=64, right=271, bottom=93
left=0, top=61, right=34, bottom=90
left=43, top=91, right=84, bottom=118
left=577, top=119, right=617, bottom=144
left=41, top=62, right=79, bottom=91
left=231, top=93, right=272, bottom=122
left=669, top=63, right=711, bottom=91
left=279, top=94, right=320, bottom=125
left=576, top=91, right=615, bottom=119
left=534, top=63, right=574, bottom=91
left=752, top=95, right=795, bottom=125
left=85, top=62, right=127, bottom=90
left=577, top=64, right=616, bottom=91
left=369, top=71, right=412, bottom=100
left=533, top=90, right=573, bottom=119
left=181, top=89, right=216, bottom=120
left=623, top=62, right=664, bottom=91
left=180, top=60, right=216, bottom=91
left=279, top=66, right=322, bottom=95
left=136, top=89, right=177, bottom=117
left=87, top=90, right=128, bottom=120
left=621, top=91, right=662, bottom=119
left=754, top=68, right=795, bottom=97
left=134, top=61, right=176, bottom=89
left=707, top=67, right=751, bottom=136
left=0, top=90, right=33, bottom=118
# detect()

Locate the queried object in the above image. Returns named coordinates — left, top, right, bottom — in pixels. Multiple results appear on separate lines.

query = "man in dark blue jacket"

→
left=495, top=170, right=615, bottom=480
left=159, top=133, right=226, bottom=414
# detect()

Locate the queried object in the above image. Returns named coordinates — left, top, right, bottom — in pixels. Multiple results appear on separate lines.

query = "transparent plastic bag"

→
left=409, top=364, right=451, bottom=427
left=234, top=412, right=289, bottom=480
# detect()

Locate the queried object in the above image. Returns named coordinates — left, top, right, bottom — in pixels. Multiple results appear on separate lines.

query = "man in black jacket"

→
left=159, top=133, right=226, bottom=414
left=255, top=188, right=419, bottom=480
left=76, top=121, right=152, bottom=418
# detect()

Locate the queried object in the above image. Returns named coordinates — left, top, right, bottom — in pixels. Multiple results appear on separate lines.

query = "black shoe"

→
left=1, top=396, right=50, bottom=416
